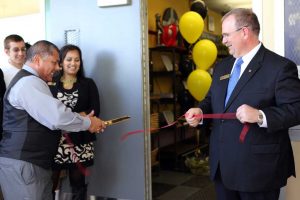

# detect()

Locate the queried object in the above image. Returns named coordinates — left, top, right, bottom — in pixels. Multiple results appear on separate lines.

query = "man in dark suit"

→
left=185, top=8, right=300, bottom=200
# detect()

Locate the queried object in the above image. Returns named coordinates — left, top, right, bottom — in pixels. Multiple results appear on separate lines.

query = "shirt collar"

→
left=23, top=65, right=39, bottom=77
left=240, top=42, right=262, bottom=67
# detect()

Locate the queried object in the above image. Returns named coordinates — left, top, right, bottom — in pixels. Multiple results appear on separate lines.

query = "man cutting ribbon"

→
left=185, top=8, right=300, bottom=200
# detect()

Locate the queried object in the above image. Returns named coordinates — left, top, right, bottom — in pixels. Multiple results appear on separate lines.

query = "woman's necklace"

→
left=60, top=77, right=77, bottom=84
left=60, top=77, right=77, bottom=89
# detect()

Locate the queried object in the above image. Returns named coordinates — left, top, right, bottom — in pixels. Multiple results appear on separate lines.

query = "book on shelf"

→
left=151, top=93, right=174, bottom=99
left=160, top=54, right=173, bottom=71
left=182, top=80, right=188, bottom=90
left=162, top=110, right=174, bottom=124
left=160, top=93, right=174, bottom=98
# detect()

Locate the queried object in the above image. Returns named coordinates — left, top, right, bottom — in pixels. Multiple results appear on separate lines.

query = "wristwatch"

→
left=257, top=110, right=263, bottom=126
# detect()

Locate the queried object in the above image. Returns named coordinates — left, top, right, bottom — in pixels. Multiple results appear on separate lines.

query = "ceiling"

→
left=0, top=0, right=252, bottom=19
left=0, top=0, right=40, bottom=19
left=203, top=0, right=252, bottom=14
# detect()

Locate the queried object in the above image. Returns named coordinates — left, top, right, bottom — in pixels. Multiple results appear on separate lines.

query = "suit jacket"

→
left=199, top=45, right=300, bottom=192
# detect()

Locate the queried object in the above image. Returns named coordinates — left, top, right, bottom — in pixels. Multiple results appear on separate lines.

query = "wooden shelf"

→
left=150, top=46, right=187, bottom=53
left=149, top=46, right=196, bottom=171
left=160, top=142, right=198, bottom=156
left=151, top=148, right=160, bottom=167
left=148, top=30, right=157, bottom=35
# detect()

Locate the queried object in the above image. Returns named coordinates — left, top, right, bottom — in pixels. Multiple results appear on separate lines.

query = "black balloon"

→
left=190, top=0, right=208, bottom=19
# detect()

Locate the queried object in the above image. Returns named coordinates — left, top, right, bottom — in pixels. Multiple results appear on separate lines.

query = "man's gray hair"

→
left=222, top=8, right=260, bottom=36
left=26, top=40, right=59, bottom=62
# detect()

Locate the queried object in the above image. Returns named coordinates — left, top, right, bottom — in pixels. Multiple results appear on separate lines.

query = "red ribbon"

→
left=121, top=113, right=250, bottom=143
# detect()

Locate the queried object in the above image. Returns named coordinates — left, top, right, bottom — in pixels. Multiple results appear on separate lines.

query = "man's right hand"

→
left=185, top=108, right=203, bottom=127
left=88, top=116, right=106, bottom=133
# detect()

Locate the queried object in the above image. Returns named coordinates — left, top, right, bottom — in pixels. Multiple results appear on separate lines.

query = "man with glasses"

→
left=1, top=34, right=26, bottom=87
left=185, top=8, right=300, bottom=200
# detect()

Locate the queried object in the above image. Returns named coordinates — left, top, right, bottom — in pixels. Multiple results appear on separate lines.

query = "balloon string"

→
left=64, top=133, right=90, bottom=176
left=121, top=113, right=250, bottom=143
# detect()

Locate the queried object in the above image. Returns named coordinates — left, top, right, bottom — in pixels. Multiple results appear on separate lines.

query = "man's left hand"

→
left=236, top=104, right=260, bottom=124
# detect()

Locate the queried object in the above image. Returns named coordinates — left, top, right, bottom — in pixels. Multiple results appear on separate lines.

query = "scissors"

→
left=104, top=116, right=130, bottom=126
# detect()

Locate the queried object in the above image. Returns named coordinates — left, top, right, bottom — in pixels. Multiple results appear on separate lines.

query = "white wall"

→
left=0, top=13, right=45, bottom=65
left=252, top=0, right=284, bottom=55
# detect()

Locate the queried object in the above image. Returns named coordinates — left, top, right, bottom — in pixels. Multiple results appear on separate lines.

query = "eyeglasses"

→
left=10, top=47, right=26, bottom=53
left=222, top=26, right=248, bottom=40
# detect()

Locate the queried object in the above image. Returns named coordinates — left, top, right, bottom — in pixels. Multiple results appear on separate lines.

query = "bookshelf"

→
left=149, top=46, right=200, bottom=170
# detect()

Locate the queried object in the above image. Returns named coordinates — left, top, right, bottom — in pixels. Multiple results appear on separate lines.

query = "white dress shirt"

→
left=0, top=61, right=21, bottom=87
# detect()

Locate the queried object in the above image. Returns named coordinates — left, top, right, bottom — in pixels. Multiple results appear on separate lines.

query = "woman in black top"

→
left=49, top=44, right=100, bottom=199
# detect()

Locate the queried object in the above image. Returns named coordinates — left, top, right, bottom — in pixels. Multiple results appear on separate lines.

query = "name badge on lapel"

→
left=220, top=74, right=230, bottom=80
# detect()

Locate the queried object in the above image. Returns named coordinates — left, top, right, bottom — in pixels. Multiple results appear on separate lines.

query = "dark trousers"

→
left=214, top=167, right=280, bottom=200
left=52, top=168, right=87, bottom=200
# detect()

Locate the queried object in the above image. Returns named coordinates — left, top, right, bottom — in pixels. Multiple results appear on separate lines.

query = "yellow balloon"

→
left=192, top=39, right=218, bottom=70
left=187, top=69, right=212, bottom=101
left=179, top=11, right=204, bottom=44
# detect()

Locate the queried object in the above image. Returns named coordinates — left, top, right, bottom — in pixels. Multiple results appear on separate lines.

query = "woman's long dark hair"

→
left=57, top=44, right=85, bottom=80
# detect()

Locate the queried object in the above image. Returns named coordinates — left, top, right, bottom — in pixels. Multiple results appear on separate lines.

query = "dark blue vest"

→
left=0, top=69, right=60, bottom=169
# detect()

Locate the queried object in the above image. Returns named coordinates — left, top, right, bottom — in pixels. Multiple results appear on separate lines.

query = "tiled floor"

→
left=152, top=170, right=216, bottom=200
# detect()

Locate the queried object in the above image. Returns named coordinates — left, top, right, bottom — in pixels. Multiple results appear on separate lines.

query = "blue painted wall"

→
left=45, top=0, right=145, bottom=199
